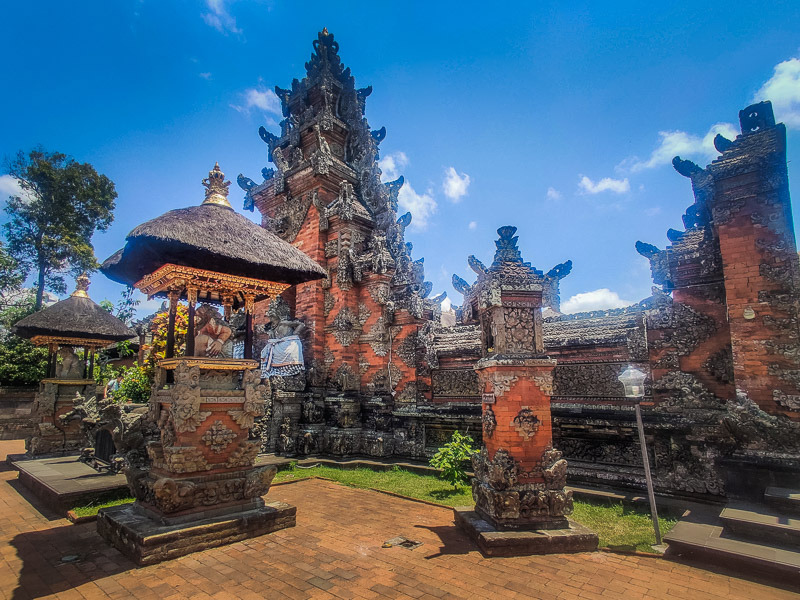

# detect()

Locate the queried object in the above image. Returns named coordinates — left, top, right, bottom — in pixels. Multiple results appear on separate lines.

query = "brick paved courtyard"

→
left=1, top=441, right=797, bottom=600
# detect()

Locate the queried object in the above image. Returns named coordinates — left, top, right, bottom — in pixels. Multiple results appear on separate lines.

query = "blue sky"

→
left=2, top=1, right=800, bottom=317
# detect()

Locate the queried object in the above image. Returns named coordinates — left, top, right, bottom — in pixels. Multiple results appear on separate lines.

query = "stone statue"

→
left=56, top=347, right=83, bottom=379
left=261, top=298, right=306, bottom=377
left=194, top=304, right=233, bottom=358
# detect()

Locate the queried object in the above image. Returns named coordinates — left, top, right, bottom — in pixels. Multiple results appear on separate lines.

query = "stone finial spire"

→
left=492, top=226, right=523, bottom=265
left=202, top=162, right=232, bottom=208
left=71, top=273, right=90, bottom=298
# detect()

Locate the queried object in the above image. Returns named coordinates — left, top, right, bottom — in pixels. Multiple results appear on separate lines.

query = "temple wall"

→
left=0, top=386, right=36, bottom=440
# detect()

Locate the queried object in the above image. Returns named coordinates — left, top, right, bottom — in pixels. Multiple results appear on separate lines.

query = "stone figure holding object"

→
left=194, top=304, right=233, bottom=358
left=261, top=298, right=306, bottom=377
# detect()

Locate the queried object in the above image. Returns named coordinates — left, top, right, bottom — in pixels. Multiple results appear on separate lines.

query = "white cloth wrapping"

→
left=260, top=335, right=305, bottom=378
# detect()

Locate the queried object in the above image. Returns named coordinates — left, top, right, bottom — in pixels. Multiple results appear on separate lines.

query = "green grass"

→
left=571, top=498, right=679, bottom=553
left=70, top=489, right=134, bottom=517
left=69, top=464, right=679, bottom=553
left=275, top=464, right=678, bottom=553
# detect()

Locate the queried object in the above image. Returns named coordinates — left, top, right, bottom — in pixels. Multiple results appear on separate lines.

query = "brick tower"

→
left=238, top=30, right=442, bottom=457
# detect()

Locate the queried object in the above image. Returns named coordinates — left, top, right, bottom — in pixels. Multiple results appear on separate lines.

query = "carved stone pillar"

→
left=454, top=226, right=597, bottom=555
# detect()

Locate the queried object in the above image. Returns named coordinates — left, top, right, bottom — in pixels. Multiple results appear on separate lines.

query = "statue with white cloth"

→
left=260, top=298, right=306, bottom=378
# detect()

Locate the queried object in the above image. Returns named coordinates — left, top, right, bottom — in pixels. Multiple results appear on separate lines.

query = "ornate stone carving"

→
left=331, top=306, right=360, bottom=346
left=395, top=333, right=417, bottom=367
left=171, top=362, right=210, bottom=433
left=482, top=405, right=496, bottom=439
left=553, top=363, right=625, bottom=397
left=431, top=369, right=480, bottom=398
left=473, top=447, right=519, bottom=491
left=225, top=441, right=261, bottom=468
left=244, top=465, right=278, bottom=498
left=152, top=477, right=196, bottom=513
left=201, top=420, right=236, bottom=454
left=503, top=307, right=536, bottom=352
left=512, top=408, right=540, bottom=441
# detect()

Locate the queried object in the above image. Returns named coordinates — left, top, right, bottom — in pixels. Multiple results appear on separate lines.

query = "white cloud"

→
left=578, top=175, right=630, bottom=195
left=468, top=221, right=477, bottom=230
left=562, top=289, right=633, bottom=314
left=0, top=174, right=35, bottom=204
left=753, top=57, right=800, bottom=129
left=378, top=151, right=408, bottom=181
left=618, top=122, right=738, bottom=173
left=231, top=87, right=281, bottom=115
left=202, top=0, right=241, bottom=35
left=442, top=167, right=470, bottom=202
left=644, top=207, right=662, bottom=217
left=546, top=187, right=562, bottom=201
left=398, top=182, right=437, bottom=230
left=199, top=72, right=212, bottom=80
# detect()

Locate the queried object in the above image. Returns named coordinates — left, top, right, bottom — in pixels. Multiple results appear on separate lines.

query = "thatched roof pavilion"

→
left=100, top=163, right=325, bottom=360
left=13, top=274, right=134, bottom=378
left=101, top=163, right=325, bottom=305
left=13, top=274, right=134, bottom=347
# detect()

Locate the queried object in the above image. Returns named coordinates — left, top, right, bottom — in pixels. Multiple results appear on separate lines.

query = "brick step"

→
left=720, top=504, right=800, bottom=548
left=665, top=519, right=800, bottom=582
left=765, top=487, right=800, bottom=517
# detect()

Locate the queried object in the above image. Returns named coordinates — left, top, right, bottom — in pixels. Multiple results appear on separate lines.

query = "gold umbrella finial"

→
left=322, top=27, right=329, bottom=36
left=202, top=162, right=232, bottom=208
left=71, top=273, right=90, bottom=298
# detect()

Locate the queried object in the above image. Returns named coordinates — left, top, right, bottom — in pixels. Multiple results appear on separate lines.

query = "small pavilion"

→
left=96, top=163, right=324, bottom=565
left=13, top=274, right=134, bottom=455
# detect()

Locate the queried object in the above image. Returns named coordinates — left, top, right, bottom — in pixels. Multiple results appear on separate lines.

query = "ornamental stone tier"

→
left=12, top=274, right=134, bottom=455
left=453, top=227, right=598, bottom=556
left=96, top=163, right=324, bottom=565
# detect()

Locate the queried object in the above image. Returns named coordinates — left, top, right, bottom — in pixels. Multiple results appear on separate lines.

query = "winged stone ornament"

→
left=468, top=255, right=488, bottom=276
left=452, top=274, right=471, bottom=296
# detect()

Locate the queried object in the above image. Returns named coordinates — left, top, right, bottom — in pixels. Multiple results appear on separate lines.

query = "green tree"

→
left=429, top=431, right=479, bottom=489
left=3, top=149, right=117, bottom=309
left=0, top=293, right=48, bottom=386
left=0, top=242, right=24, bottom=312
left=112, top=366, right=151, bottom=404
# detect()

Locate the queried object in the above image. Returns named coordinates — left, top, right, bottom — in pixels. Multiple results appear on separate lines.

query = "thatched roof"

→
left=13, top=276, right=134, bottom=344
left=101, top=164, right=325, bottom=287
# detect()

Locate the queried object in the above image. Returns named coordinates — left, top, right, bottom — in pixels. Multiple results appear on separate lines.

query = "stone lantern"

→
left=454, top=226, right=598, bottom=555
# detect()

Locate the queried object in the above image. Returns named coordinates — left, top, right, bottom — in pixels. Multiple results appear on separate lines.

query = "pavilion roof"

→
left=13, top=275, right=134, bottom=346
left=100, top=164, right=326, bottom=290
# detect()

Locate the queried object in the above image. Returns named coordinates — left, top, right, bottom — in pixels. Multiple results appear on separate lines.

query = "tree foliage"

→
left=144, top=303, right=189, bottom=370
left=112, top=366, right=151, bottom=404
left=429, top=431, right=479, bottom=489
left=3, top=149, right=117, bottom=309
left=0, top=293, right=47, bottom=386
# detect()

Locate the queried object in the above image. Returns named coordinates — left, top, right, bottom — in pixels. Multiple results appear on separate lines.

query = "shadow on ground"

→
left=414, top=522, right=477, bottom=559
left=10, top=523, right=132, bottom=599
left=4, top=479, right=63, bottom=522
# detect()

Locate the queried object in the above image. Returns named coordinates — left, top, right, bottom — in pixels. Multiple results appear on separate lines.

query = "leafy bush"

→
left=112, top=366, right=151, bottom=403
left=429, top=431, right=478, bottom=489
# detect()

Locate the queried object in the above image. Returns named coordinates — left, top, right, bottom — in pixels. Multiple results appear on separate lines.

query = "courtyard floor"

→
left=1, top=440, right=797, bottom=600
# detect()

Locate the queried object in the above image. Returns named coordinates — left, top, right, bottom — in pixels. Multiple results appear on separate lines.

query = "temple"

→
left=232, top=30, right=800, bottom=503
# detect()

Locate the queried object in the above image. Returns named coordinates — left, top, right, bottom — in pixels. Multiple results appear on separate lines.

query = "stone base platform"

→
left=454, top=507, right=598, bottom=557
left=11, top=454, right=128, bottom=515
left=97, top=500, right=297, bottom=565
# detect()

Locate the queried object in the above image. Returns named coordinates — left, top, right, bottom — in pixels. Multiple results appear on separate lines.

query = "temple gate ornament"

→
left=97, top=162, right=324, bottom=565
left=453, top=226, right=598, bottom=556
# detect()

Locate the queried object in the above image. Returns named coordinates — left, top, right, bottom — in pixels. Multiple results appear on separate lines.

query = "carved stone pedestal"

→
left=98, top=358, right=295, bottom=564
left=457, top=356, right=598, bottom=555
left=27, top=379, right=96, bottom=456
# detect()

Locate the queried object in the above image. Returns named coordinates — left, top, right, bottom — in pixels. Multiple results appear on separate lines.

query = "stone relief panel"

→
left=431, top=369, right=480, bottom=398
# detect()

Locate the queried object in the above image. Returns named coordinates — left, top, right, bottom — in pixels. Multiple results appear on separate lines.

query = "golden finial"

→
left=201, top=162, right=232, bottom=208
left=71, top=273, right=90, bottom=298
left=321, top=27, right=329, bottom=35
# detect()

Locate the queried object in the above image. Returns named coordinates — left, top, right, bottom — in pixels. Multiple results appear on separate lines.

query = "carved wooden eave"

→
left=135, top=263, right=290, bottom=308
left=29, top=335, right=120, bottom=350
left=158, top=357, right=260, bottom=371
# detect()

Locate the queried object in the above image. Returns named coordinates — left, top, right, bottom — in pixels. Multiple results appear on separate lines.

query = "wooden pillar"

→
left=47, top=344, right=57, bottom=378
left=88, top=350, right=95, bottom=380
left=244, top=294, right=255, bottom=360
left=222, top=295, right=233, bottom=321
left=166, top=290, right=180, bottom=359
left=83, top=347, right=88, bottom=379
left=186, top=288, right=197, bottom=357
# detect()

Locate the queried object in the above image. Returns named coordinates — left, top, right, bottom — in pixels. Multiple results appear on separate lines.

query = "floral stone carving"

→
left=201, top=420, right=237, bottom=453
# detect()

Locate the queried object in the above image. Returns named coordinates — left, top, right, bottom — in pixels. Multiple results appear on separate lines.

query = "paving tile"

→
left=1, top=440, right=799, bottom=600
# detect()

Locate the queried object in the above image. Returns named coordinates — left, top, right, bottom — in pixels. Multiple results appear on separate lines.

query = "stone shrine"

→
left=98, top=163, right=324, bottom=564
